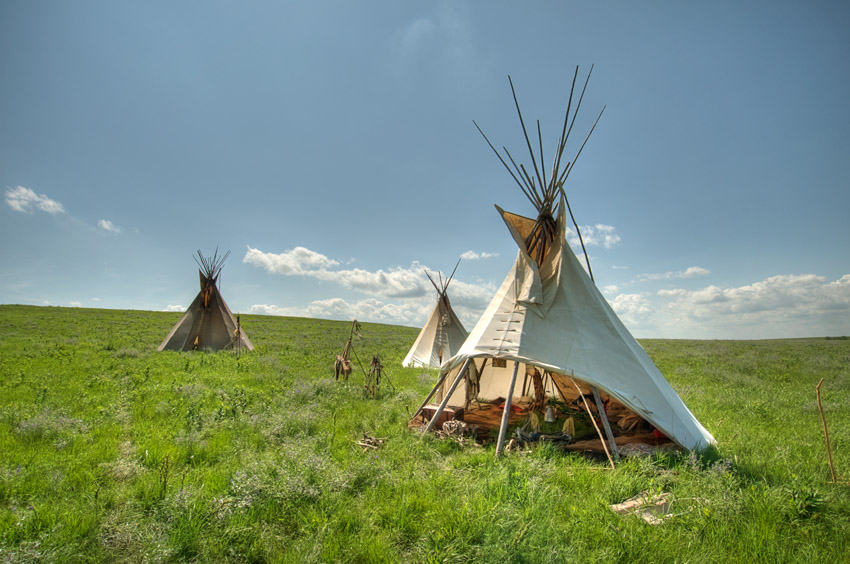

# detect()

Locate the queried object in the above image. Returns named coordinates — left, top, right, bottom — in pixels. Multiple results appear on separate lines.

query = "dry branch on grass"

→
left=354, top=433, right=385, bottom=452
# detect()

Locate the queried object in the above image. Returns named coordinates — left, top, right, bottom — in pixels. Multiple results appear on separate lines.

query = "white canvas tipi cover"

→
left=403, top=272, right=468, bottom=368
left=436, top=198, right=715, bottom=451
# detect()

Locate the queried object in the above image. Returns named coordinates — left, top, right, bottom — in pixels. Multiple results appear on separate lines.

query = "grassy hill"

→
left=0, top=304, right=848, bottom=562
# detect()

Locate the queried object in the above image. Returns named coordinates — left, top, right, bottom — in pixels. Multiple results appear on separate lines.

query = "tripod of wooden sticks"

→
left=364, top=354, right=395, bottom=397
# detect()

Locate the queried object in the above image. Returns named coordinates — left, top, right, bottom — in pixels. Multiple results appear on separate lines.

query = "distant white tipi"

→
left=403, top=262, right=468, bottom=368
left=158, top=249, right=254, bottom=352
left=416, top=71, right=715, bottom=455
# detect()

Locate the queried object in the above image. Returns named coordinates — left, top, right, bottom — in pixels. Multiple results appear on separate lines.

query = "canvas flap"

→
left=496, top=202, right=565, bottom=318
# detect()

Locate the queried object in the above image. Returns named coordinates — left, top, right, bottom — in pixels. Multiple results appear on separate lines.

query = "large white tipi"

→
left=158, top=249, right=254, bottom=352
left=403, top=263, right=468, bottom=368
left=416, top=71, right=715, bottom=455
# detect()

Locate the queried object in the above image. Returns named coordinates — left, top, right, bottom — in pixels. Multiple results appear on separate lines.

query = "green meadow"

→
left=0, top=304, right=848, bottom=563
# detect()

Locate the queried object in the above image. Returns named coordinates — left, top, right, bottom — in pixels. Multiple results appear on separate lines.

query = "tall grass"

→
left=0, top=305, right=848, bottom=562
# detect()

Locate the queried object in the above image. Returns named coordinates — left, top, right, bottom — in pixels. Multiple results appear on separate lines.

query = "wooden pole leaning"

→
left=570, top=377, right=616, bottom=469
left=816, top=378, right=840, bottom=483
left=411, top=371, right=449, bottom=421
left=495, top=360, right=521, bottom=458
left=422, top=358, right=472, bottom=435
left=592, top=387, right=620, bottom=461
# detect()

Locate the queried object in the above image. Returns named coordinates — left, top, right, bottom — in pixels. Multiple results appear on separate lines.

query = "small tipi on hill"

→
left=158, top=249, right=253, bottom=352
left=403, top=262, right=468, bottom=368
left=416, top=70, right=715, bottom=455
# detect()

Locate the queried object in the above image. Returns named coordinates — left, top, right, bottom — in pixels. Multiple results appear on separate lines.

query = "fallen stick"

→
left=354, top=442, right=379, bottom=449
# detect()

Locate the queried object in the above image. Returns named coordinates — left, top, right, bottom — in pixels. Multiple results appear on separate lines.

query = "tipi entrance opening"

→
left=412, top=359, right=677, bottom=458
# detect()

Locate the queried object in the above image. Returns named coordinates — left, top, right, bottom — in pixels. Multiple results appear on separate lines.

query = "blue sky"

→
left=2, top=1, right=849, bottom=339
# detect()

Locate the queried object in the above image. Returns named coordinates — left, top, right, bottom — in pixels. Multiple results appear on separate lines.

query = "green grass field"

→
left=1, top=304, right=848, bottom=563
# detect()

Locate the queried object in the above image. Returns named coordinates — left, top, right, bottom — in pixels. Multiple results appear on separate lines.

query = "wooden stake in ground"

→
left=495, top=360, right=520, bottom=459
left=816, top=378, right=841, bottom=483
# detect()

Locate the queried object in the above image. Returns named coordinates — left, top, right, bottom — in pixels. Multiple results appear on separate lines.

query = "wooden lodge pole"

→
left=495, top=361, right=520, bottom=459
left=423, top=358, right=471, bottom=435
left=592, top=387, right=620, bottom=461
left=571, top=377, right=615, bottom=469
left=412, top=371, right=449, bottom=420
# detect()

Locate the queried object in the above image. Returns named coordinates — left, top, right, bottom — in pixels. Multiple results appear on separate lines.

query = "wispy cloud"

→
left=638, top=266, right=710, bottom=282
left=69, top=301, right=82, bottom=307
left=460, top=250, right=498, bottom=261
left=97, top=219, right=122, bottom=234
left=5, top=186, right=65, bottom=214
left=566, top=224, right=620, bottom=249
left=393, top=2, right=478, bottom=85
left=398, top=4, right=470, bottom=60
left=400, top=18, right=436, bottom=54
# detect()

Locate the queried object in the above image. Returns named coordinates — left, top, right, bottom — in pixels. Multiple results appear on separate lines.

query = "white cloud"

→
left=69, top=301, right=82, bottom=307
left=244, top=246, right=427, bottom=298
left=165, top=304, right=185, bottom=312
left=251, top=298, right=431, bottom=326
left=566, top=224, right=620, bottom=249
left=609, top=293, right=653, bottom=327
left=244, top=244, right=499, bottom=327
left=243, top=247, right=495, bottom=312
left=682, top=266, right=710, bottom=278
left=653, top=274, right=850, bottom=338
left=98, top=219, right=122, bottom=234
left=330, top=266, right=427, bottom=298
left=638, top=266, right=711, bottom=282
left=5, top=186, right=65, bottom=214
left=460, top=250, right=498, bottom=261
left=244, top=245, right=339, bottom=275
left=598, top=273, right=850, bottom=339
left=436, top=278, right=498, bottom=327
left=603, top=285, right=619, bottom=295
